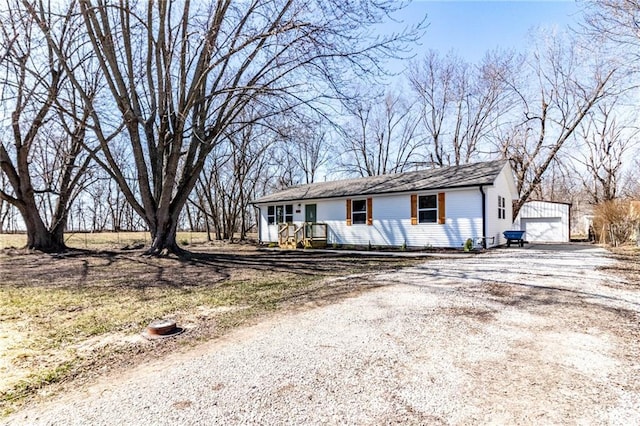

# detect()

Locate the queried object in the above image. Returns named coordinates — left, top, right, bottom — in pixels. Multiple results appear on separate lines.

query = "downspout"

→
left=567, top=203, right=572, bottom=243
left=479, top=186, right=487, bottom=249
left=254, top=205, right=262, bottom=245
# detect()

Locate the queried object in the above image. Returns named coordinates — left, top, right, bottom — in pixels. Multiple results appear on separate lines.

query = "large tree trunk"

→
left=143, top=196, right=189, bottom=257
left=21, top=202, right=66, bottom=252
left=146, top=226, right=183, bottom=256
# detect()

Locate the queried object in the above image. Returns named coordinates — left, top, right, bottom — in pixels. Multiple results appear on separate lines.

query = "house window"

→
left=284, top=204, right=293, bottom=223
left=267, top=206, right=276, bottom=224
left=267, top=204, right=293, bottom=224
left=352, top=199, right=367, bottom=224
left=418, top=195, right=437, bottom=223
left=498, top=196, right=506, bottom=219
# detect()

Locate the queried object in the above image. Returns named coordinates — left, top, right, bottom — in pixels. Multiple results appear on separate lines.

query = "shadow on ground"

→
left=0, top=248, right=419, bottom=290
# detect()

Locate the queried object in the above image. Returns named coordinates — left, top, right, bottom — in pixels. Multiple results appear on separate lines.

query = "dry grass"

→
left=0, top=235, right=421, bottom=416
left=600, top=244, right=640, bottom=288
left=0, top=231, right=214, bottom=250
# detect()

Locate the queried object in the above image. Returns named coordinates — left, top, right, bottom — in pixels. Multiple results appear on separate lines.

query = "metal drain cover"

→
left=142, top=319, right=183, bottom=339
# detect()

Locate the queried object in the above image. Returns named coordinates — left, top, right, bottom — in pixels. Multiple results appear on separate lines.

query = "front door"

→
left=305, top=204, right=317, bottom=222
left=305, top=204, right=317, bottom=238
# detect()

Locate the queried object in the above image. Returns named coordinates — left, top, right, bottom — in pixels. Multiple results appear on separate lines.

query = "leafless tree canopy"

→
left=407, top=49, right=518, bottom=167
left=573, top=101, right=639, bottom=203
left=337, top=90, right=422, bottom=176
left=22, top=0, right=424, bottom=255
left=583, top=0, right=640, bottom=67
left=1, top=1, right=638, bottom=249
left=0, top=1, right=95, bottom=251
left=496, top=32, right=617, bottom=216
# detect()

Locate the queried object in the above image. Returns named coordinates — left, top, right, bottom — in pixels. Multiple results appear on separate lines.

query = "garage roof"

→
left=253, top=160, right=508, bottom=204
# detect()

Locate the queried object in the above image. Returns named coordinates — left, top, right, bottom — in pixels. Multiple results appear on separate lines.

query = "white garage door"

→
left=521, top=217, right=563, bottom=242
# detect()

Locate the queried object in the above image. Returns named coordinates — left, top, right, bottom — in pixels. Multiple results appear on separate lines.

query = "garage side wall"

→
left=514, top=201, right=570, bottom=242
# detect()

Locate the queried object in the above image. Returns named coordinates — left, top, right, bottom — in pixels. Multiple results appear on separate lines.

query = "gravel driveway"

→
left=7, top=244, right=640, bottom=425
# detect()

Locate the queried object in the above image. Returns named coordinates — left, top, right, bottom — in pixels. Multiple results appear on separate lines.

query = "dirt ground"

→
left=0, top=244, right=421, bottom=415
left=4, top=243, right=639, bottom=424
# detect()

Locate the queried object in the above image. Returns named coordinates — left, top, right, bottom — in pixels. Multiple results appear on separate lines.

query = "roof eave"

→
left=251, top=181, right=496, bottom=205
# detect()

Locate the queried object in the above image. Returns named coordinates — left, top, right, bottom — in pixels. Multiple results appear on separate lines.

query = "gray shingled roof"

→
left=253, top=160, right=508, bottom=204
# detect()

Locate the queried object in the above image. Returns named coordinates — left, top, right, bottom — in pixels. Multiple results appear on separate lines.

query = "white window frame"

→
left=351, top=199, right=367, bottom=225
left=267, top=204, right=293, bottom=224
left=418, top=194, right=438, bottom=223
left=498, top=196, right=506, bottom=220
left=267, top=206, right=276, bottom=225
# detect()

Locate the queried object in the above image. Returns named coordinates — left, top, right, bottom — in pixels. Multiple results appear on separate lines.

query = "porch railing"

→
left=277, top=222, right=327, bottom=249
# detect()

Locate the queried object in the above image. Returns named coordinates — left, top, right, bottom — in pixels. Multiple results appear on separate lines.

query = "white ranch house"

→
left=252, top=160, right=519, bottom=249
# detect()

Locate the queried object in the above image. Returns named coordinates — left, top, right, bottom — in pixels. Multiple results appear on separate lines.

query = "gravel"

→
left=6, top=243, right=640, bottom=425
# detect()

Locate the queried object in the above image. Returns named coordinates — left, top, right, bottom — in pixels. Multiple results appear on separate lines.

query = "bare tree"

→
left=574, top=102, right=639, bottom=203
left=583, top=0, right=640, bottom=67
left=408, top=51, right=458, bottom=166
left=338, top=90, right=422, bottom=176
left=277, top=114, right=331, bottom=185
left=0, top=3, right=94, bottom=251
left=534, top=155, right=579, bottom=202
left=29, top=0, right=423, bottom=255
left=192, top=115, right=277, bottom=241
left=0, top=172, right=13, bottom=232
left=295, top=128, right=329, bottom=185
left=497, top=32, right=616, bottom=216
left=579, top=0, right=640, bottom=206
left=408, top=49, right=516, bottom=167
left=621, top=157, right=640, bottom=199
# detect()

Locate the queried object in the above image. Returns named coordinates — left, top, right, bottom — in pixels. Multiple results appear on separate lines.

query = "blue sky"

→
left=393, top=0, right=581, bottom=64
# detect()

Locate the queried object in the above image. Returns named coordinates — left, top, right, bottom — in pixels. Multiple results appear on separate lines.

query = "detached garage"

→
left=513, top=201, right=571, bottom=243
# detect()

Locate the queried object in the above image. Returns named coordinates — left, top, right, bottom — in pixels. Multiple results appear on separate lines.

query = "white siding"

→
left=258, top=207, right=277, bottom=243
left=486, top=165, right=518, bottom=247
left=258, top=188, right=485, bottom=248
left=256, top=162, right=520, bottom=249
left=513, top=201, right=570, bottom=242
left=257, top=202, right=306, bottom=243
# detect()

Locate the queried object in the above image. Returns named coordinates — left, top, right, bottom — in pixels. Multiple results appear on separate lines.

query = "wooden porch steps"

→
left=278, top=223, right=328, bottom=250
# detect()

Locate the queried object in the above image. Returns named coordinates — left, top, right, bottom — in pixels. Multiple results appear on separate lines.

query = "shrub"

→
left=592, top=199, right=640, bottom=246
left=463, top=238, right=473, bottom=252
